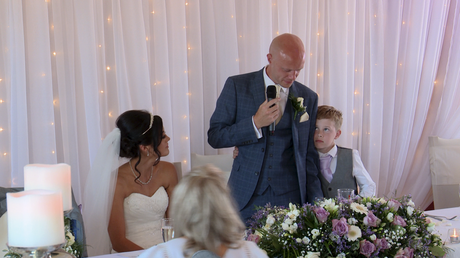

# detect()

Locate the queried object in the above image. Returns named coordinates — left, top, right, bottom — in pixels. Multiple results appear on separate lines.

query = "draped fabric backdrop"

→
left=0, top=0, right=459, bottom=210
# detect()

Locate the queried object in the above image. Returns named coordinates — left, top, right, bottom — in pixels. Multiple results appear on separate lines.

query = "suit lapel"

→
left=250, top=69, right=268, bottom=136
left=250, top=69, right=266, bottom=106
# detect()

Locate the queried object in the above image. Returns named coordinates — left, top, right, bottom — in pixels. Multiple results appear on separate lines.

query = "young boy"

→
left=314, top=105, right=376, bottom=198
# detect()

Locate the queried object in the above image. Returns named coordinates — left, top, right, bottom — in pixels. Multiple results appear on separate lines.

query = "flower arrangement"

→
left=3, top=217, right=83, bottom=258
left=246, top=195, right=447, bottom=258
left=63, top=217, right=84, bottom=258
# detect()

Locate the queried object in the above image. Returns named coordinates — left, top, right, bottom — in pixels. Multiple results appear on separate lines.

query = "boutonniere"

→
left=289, top=94, right=309, bottom=122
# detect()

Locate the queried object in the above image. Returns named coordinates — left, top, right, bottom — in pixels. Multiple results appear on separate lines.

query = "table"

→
left=425, top=206, right=460, bottom=258
left=90, top=250, right=144, bottom=258
left=84, top=208, right=460, bottom=258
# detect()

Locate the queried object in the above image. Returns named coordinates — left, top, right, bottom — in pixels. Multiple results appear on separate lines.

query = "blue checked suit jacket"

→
left=208, top=68, right=323, bottom=210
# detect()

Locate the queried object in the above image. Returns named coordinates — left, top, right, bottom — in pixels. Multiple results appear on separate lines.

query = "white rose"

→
left=427, top=222, right=436, bottom=232
left=266, top=214, right=275, bottom=225
left=282, top=223, right=289, bottom=231
left=387, top=213, right=394, bottom=222
left=406, top=206, right=414, bottom=216
left=407, top=199, right=415, bottom=207
left=297, top=97, right=304, bottom=107
left=302, top=236, right=311, bottom=244
left=305, top=252, right=320, bottom=258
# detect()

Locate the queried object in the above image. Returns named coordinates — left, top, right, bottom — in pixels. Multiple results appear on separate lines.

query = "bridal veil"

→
left=82, top=128, right=121, bottom=256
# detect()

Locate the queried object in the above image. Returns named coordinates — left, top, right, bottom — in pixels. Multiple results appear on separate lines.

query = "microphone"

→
left=266, top=85, right=277, bottom=135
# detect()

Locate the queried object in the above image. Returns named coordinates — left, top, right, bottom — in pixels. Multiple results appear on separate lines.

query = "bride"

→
left=83, top=110, right=178, bottom=256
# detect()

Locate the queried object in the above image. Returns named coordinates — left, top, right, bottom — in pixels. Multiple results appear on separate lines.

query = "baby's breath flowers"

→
left=246, top=195, right=447, bottom=258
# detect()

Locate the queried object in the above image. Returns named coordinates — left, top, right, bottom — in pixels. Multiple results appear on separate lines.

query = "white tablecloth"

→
left=425, top=206, right=460, bottom=258
left=86, top=208, right=460, bottom=258
left=90, top=250, right=144, bottom=258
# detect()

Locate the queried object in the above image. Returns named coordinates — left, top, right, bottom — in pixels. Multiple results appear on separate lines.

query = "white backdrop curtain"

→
left=0, top=0, right=459, bottom=210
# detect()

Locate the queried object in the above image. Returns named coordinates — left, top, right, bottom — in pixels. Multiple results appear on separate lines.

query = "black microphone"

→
left=266, top=85, right=277, bottom=135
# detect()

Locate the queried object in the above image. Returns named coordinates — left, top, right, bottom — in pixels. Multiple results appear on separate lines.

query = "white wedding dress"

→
left=123, top=186, right=169, bottom=249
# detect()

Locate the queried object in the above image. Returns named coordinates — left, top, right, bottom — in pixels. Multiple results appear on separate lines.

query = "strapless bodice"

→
left=123, top=186, right=168, bottom=249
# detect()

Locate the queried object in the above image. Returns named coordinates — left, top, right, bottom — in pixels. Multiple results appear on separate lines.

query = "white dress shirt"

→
left=318, top=145, right=376, bottom=197
left=252, top=66, right=289, bottom=138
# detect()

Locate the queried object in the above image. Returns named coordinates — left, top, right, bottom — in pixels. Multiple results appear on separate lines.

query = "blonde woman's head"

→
left=171, top=164, right=245, bottom=257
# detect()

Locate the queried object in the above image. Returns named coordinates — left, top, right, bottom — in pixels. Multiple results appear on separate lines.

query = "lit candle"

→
left=24, top=163, right=72, bottom=211
left=451, top=228, right=459, bottom=243
left=7, top=190, right=65, bottom=247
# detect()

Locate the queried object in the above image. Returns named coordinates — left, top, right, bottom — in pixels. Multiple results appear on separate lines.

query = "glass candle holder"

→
left=337, top=188, right=355, bottom=200
left=448, top=228, right=459, bottom=243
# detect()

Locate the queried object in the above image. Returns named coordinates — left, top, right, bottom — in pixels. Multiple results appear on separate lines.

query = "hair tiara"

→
left=141, top=113, right=154, bottom=135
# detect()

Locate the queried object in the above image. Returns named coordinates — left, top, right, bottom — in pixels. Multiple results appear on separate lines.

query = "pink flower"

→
left=332, top=217, right=348, bottom=236
left=359, top=239, right=376, bottom=257
left=395, top=247, right=414, bottom=258
left=247, top=234, right=260, bottom=244
left=387, top=200, right=402, bottom=211
left=313, top=206, right=330, bottom=223
left=392, top=215, right=407, bottom=227
left=374, top=238, right=390, bottom=250
left=363, top=211, right=381, bottom=227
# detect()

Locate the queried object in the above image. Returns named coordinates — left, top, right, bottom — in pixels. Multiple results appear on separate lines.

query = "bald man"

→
left=208, top=33, right=323, bottom=224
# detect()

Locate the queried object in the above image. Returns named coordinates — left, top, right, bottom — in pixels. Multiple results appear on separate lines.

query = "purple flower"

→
left=247, top=233, right=261, bottom=244
left=395, top=247, right=414, bottom=258
left=374, top=238, right=390, bottom=250
left=332, top=217, right=348, bottom=236
left=313, top=206, right=330, bottom=223
left=387, top=199, right=402, bottom=211
left=359, top=239, right=376, bottom=257
left=363, top=211, right=381, bottom=227
left=392, top=215, right=407, bottom=227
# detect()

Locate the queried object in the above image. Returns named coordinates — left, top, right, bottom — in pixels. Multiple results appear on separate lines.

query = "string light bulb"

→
left=53, top=52, right=56, bottom=56
left=106, top=66, right=110, bottom=70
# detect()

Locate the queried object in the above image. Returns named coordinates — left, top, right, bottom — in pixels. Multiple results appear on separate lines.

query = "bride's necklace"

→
left=129, top=160, right=153, bottom=185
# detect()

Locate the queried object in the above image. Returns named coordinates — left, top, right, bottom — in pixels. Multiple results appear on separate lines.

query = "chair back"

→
left=173, top=161, right=182, bottom=180
left=0, top=212, right=7, bottom=254
left=190, top=153, right=233, bottom=183
left=428, top=136, right=460, bottom=209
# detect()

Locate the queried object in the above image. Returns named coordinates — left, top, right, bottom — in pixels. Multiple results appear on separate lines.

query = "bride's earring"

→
left=147, top=151, right=150, bottom=156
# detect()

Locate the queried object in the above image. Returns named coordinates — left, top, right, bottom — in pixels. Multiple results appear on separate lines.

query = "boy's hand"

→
left=233, top=147, right=239, bottom=159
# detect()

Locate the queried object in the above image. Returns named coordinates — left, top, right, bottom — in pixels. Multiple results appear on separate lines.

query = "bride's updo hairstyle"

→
left=116, top=110, right=163, bottom=178
left=171, top=165, right=245, bottom=257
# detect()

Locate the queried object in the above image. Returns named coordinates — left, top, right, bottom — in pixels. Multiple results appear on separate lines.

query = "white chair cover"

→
left=190, top=153, right=233, bottom=183
left=0, top=212, right=7, bottom=253
left=428, top=136, right=460, bottom=209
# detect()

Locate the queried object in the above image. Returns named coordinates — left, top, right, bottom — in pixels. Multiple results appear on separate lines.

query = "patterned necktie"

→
left=320, top=155, right=333, bottom=183
left=276, top=85, right=286, bottom=124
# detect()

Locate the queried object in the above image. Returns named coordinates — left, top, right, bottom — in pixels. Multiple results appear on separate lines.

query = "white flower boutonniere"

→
left=289, top=94, right=309, bottom=122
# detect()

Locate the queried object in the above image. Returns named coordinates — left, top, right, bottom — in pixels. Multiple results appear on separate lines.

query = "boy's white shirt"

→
left=318, top=145, right=376, bottom=198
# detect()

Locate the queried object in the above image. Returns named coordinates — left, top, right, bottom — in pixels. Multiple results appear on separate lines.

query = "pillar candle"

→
left=7, top=190, right=65, bottom=247
left=24, top=163, right=72, bottom=211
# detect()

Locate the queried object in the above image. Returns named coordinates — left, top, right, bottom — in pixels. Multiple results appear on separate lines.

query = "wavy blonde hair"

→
left=171, top=164, right=245, bottom=257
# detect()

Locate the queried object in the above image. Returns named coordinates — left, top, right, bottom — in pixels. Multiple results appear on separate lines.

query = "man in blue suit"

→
left=208, top=33, right=323, bottom=224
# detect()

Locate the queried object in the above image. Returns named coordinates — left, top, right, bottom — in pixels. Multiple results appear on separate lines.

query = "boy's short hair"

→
left=317, top=105, right=343, bottom=130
